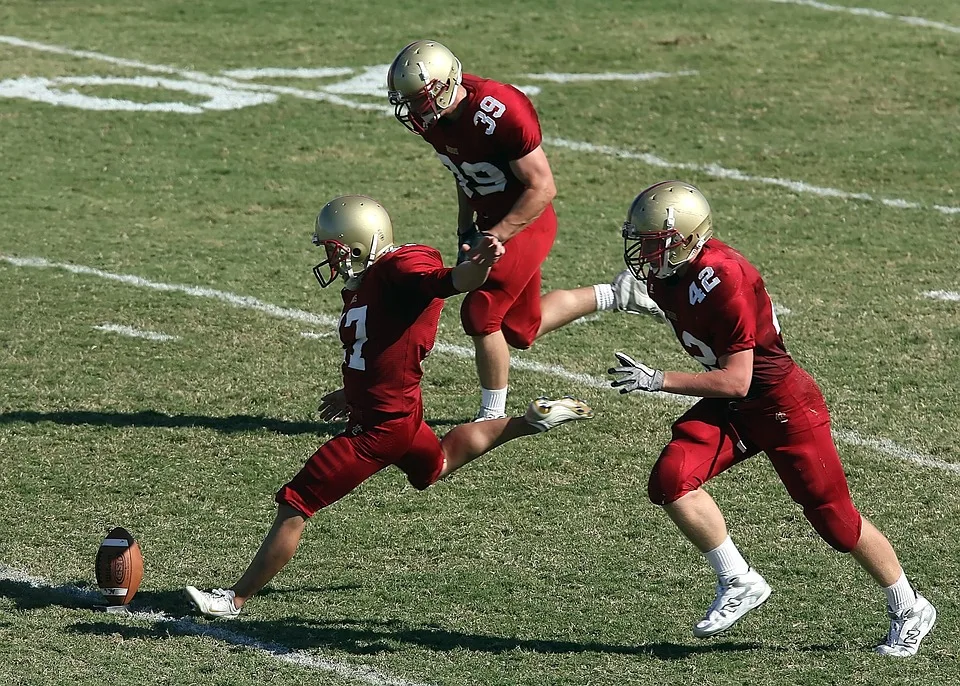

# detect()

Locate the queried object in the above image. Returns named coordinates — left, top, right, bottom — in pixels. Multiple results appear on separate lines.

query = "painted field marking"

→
left=767, top=0, right=960, bottom=34
left=93, top=323, right=178, bottom=342
left=0, top=565, right=434, bottom=686
left=1, top=34, right=959, bottom=215
left=543, top=136, right=960, bottom=217
left=301, top=331, right=335, bottom=339
left=523, top=71, right=698, bottom=82
left=923, top=290, right=960, bottom=302
left=2, top=253, right=957, bottom=477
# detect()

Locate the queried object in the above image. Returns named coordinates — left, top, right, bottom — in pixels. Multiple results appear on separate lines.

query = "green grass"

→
left=1, top=1, right=959, bottom=684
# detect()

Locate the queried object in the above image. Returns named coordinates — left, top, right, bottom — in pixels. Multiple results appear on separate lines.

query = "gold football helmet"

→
left=312, top=195, right=395, bottom=287
left=622, top=181, right=714, bottom=279
left=387, top=40, right=462, bottom=134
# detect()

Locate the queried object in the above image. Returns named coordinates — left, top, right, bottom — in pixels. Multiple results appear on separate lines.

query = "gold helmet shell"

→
left=622, top=181, right=713, bottom=279
left=312, top=195, right=395, bottom=287
left=387, top=40, right=462, bottom=134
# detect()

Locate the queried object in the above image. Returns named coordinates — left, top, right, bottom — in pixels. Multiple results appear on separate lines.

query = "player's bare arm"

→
left=452, top=234, right=505, bottom=292
left=485, top=146, right=556, bottom=243
left=662, top=349, right=754, bottom=398
left=609, top=349, right=754, bottom=399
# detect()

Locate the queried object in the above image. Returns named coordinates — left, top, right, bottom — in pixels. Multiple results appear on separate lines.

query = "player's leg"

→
left=185, top=425, right=400, bottom=618
left=472, top=329, right=511, bottom=411
left=536, top=271, right=664, bottom=337
left=397, top=396, right=594, bottom=488
left=462, top=215, right=555, bottom=420
left=229, top=504, right=308, bottom=607
left=649, top=399, right=771, bottom=638
left=757, top=368, right=935, bottom=655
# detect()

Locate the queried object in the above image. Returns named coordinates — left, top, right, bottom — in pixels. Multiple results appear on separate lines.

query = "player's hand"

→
left=317, top=388, right=348, bottom=421
left=608, top=352, right=665, bottom=393
left=462, top=233, right=505, bottom=269
left=456, top=224, right=483, bottom=265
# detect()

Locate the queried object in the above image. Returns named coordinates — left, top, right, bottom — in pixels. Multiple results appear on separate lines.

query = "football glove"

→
left=317, top=388, right=348, bottom=421
left=457, top=224, right=486, bottom=265
left=608, top=352, right=665, bottom=394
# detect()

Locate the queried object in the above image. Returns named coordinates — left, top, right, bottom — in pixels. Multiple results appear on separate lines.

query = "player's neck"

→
left=444, top=85, right=468, bottom=121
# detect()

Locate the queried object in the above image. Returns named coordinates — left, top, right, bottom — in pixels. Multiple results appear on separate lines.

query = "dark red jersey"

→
left=422, top=74, right=544, bottom=229
left=646, top=239, right=795, bottom=395
left=338, top=244, right=457, bottom=418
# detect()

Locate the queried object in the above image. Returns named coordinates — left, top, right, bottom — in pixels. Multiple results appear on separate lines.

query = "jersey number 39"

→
left=437, top=154, right=507, bottom=198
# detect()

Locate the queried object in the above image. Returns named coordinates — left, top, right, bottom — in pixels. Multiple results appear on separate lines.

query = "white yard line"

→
left=93, top=323, right=178, bottom=341
left=922, top=290, right=960, bottom=302
left=766, top=0, right=960, bottom=35
left=2, top=34, right=959, bottom=215
left=0, top=565, right=434, bottom=686
left=2, top=253, right=957, bottom=477
left=543, top=136, right=960, bottom=217
left=523, top=71, right=698, bottom=82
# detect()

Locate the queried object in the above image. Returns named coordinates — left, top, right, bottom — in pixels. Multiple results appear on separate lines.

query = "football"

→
left=94, top=526, right=144, bottom=606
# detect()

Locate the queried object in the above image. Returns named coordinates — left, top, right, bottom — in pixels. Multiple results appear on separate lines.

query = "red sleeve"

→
left=381, top=245, right=458, bottom=301
left=488, top=85, right=542, bottom=160
left=709, top=264, right=757, bottom=357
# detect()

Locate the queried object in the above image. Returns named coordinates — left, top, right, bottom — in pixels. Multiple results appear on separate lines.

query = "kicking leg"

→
left=438, top=396, right=594, bottom=479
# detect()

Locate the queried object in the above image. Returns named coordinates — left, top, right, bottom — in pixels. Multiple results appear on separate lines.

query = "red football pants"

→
left=276, top=406, right=445, bottom=517
left=648, top=366, right=863, bottom=552
left=461, top=205, right=557, bottom=349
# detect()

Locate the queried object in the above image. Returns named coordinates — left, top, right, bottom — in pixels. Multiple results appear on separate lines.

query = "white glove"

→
left=608, top=352, right=665, bottom=394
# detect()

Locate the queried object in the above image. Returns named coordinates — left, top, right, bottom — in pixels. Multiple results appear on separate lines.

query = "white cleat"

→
left=524, top=395, right=594, bottom=432
left=875, top=593, right=937, bottom=657
left=612, top=269, right=664, bottom=318
left=473, top=409, right=508, bottom=422
left=693, top=569, right=771, bottom=638
left=185, top=586, right=241, bottom=619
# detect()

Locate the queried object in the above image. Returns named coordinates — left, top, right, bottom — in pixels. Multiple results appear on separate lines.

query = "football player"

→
left=608, top=181, right=936, bottom=656
left=387, top=40, right=662, bottom=421
left=185, top=195, right=593, bottom=617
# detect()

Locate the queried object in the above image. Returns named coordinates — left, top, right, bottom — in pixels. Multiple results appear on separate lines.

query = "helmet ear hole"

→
left=351, top=247, right=362, bottom=257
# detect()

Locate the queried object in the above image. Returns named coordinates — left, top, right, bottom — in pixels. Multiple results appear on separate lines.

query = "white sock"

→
left=593, top=283, right=615, bottom=311
left=480, top=387, right=507, bottom=416
left=704, top=536, right=750, bottom=581
left=883, top=571, right=917, bottom=613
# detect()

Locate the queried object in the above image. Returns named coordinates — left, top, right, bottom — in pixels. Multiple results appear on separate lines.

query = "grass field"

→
left=1, top=1, right=958, bottom=684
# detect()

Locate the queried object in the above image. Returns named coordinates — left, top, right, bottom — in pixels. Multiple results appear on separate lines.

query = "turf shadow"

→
left=0, top=409, right=459, bottom=435
left=232, top=616, right=773, bottom=659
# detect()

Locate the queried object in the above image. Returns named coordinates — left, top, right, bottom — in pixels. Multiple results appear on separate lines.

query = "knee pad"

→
left=804, top=500, right=862, bottom=552
left=460, top=292, right=502, bottom=337
left=501, top=324, right=535, bottom=350
left=647, top=444, right=693, bottom=506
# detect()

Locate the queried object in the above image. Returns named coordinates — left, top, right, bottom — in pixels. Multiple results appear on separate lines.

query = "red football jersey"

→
left=646, top=239, right=795, bottom=394
left=338, top=244, right=457, bottom=417
left=421, top=74, right=544, bottom=229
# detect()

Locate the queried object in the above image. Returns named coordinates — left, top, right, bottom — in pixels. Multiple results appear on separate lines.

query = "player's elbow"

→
left=540, top=178, right=557, bottom=203
left=727, top=373, right=751, bottom=398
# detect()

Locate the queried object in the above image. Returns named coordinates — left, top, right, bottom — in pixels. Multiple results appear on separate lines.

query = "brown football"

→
left=95, top=526, right=144, bottom=606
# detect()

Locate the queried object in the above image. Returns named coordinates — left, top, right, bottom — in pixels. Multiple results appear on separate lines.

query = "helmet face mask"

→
left=311, top=238, right=352, bottom=287
left=622, top=182, right=713, bottom=280
left=389, top=88, right=444, bottom=134
left=387, top=40, right=462, bottom=135
left=311, top=196, right=394, bottom=288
